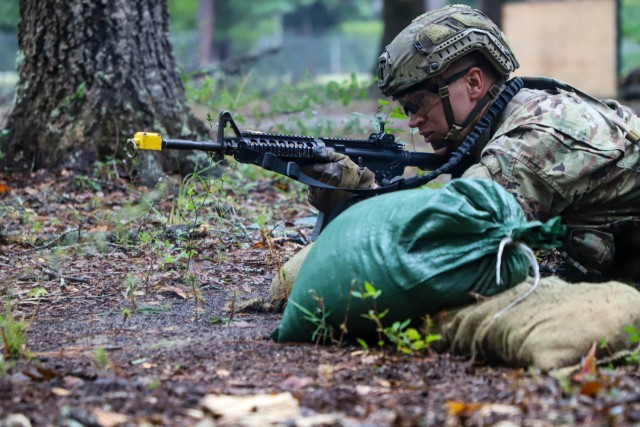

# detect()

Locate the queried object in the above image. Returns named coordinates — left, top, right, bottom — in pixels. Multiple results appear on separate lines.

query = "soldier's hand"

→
left=301, top=150, right=376, bottom=213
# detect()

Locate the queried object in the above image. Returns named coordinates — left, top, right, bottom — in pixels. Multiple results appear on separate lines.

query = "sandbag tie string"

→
left=494, top=235, right=541, bottom=320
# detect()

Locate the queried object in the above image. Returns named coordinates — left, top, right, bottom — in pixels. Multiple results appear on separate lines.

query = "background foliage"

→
left=0, top=2, right=18, bottom=32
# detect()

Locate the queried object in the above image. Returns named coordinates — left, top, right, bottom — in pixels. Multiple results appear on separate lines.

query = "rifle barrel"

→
left=407, top=151, right=450, bottom=170
left=163, top=138, right=226, bottom=152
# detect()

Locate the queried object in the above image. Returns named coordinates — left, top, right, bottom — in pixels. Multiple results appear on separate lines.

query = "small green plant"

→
left=93, top=347, right=110, bottom=370
left=93, top=157, right=120, bottom=182
left=351, top=281, right=386, bottom=348
left=165, top=165, right=218, bottom=319
left=0, top=296, right=30, bottom=359
left=186, top=272, right=204, bottom=319
left=147, top=378, right=161, bottom=391
left=75, top=175, right=103, bottom=191
left=381, top=316, right=442, bottom=355
left=114, top=306, right=132, bottom=336
left=352, top=281, right=441, bottom=354
left=0, top=354, right=7, bottom=376
left=255, top=208, right=281, bottom=270
left=158, top=241, right=191, bottom=269
left=125, top=272, right=139, bottom=314
left=624, top=325, right=640, bottom=364
left=289, top=290, right=334, bottom=345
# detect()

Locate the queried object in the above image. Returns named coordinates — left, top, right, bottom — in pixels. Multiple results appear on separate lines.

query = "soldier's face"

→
left=399, top=69, right=478, bottom=156
left=399, top=90, right=450, bottom=155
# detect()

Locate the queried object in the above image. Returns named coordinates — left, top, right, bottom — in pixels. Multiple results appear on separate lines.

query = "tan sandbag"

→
left=235, top=244, right=314, bottom=314
left=440, top=277, right=640, bottom=371
left=268, top=243, right=313, bottom=302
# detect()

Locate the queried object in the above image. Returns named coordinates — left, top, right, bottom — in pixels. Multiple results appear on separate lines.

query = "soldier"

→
left=303, top=4, right=640, bottom=282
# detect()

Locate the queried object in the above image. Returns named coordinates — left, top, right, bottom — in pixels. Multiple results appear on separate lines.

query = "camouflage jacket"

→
left=463, top=80, right=640, bottom=278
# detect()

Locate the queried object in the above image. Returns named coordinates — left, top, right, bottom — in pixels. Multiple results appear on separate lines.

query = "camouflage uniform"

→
left=375, top=5, right=640, bottom=281
left=463, top=82, right=640, bottom=280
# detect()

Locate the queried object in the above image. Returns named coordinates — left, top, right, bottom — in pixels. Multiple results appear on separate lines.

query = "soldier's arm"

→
left=462, top=133, right=571, bottom=221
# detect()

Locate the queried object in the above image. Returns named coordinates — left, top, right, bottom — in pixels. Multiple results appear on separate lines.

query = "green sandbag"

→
left=272, top=178, right=565, bottom=343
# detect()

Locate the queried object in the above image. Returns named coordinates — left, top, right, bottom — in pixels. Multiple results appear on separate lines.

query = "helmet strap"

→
left=436, top=76, right=506, bottom=143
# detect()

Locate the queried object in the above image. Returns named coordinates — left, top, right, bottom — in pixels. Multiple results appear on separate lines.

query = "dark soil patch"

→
left=2, top=169, right=640, bottom=426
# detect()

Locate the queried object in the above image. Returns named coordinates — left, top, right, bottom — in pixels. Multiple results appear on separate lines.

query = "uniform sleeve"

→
left=462, top=134, right=571, bottom=222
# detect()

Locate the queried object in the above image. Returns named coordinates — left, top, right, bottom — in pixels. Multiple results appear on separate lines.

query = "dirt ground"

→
left=2, top=159, right=640, bottom=427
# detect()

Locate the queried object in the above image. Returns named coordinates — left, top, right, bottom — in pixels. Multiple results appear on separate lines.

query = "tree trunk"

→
left=478, top=0, right=502, bottom=29
left=198, top=0, right=214, bottom=67
left=5, top=0, right=207, bottom=172
left=376, top=0, right=425, bottom=74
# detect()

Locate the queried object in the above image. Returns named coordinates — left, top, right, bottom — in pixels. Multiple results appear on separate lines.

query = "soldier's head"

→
left=377, top=5, right=519, bottom=154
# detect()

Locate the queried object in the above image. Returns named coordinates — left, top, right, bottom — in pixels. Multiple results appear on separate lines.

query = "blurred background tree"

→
left=0, top=2, right=19, bottom=31
left=169, top=0, right=386, bottom=77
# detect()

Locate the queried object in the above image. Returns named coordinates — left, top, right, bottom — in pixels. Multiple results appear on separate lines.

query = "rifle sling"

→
left=313, top=77, right=526, bottom=239
left=237, top=77, right=524, bottom=240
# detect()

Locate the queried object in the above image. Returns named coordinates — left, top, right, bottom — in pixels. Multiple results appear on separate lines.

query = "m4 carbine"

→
left=128, top=111, right=474, bottom=237
left=128, top=111, right=472, bottom=187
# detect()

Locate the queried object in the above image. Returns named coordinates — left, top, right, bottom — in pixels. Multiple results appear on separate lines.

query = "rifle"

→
left=127, top=111, right=474, bottom=237
left=128, top=111, right=473, bottom=184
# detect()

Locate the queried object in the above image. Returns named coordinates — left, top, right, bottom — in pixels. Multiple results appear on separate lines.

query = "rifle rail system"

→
left=127, top=111, right=473, bottom=186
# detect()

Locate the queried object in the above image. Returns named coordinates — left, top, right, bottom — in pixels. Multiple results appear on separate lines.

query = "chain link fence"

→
left=172, top=31, right=379, bottom=81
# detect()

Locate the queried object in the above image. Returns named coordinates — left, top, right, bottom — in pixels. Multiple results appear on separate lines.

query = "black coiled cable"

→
left=385, top=76, right=524, bottom=192
left=320, top=77, right=525, bottom=231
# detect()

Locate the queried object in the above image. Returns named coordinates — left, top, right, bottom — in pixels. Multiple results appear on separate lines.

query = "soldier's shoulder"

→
left=496, top=88, right=625, bottom=147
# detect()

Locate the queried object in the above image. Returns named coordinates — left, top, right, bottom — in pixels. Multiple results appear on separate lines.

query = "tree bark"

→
left=374, top=0, right=424, bottom=76
left=198, top=0, right=214, bottom=67
left=4, top=0, right=207, bottom=172
left=478, top=0, right=502, bottom=29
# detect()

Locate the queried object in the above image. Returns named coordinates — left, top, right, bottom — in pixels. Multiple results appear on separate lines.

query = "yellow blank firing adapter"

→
left=132, top=132, right=163, bottom=151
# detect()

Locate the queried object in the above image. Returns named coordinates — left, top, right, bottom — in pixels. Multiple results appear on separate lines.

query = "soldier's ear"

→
left=466, top=67, right=484, bottom=100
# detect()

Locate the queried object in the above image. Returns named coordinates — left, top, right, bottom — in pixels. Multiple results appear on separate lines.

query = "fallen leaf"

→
left=356, top=385, right=372, bottom=395
left=574, top=342, right=598, bottom=381
left=582, top=342, right=598, bottom=375
left=374, top=378, right=392, bottom=388
left=51, top=387, right=71, bottom=396
left=200, top=392, right=300, bottom=424
left=478, top=403, right=521, bottom=418
left=0, top=182, right=11, bottom=193
left=446, top=401, right=466, bottom=416
left=216, top=369, right=231, bottom=377
left=157, top=285, right=187, bottom=299
left=317, top=364, right=333, bottom=382
left=280, top=375, right=314, bottom=390
left=446, top=401, right=484, bottom=416
left=92, top=408, right=128, bottom=427
left=580, top=380, right=602, bottom=398
left=22, top=366, right=62, bottom=382
left=229, top=321, right=252, bottom=328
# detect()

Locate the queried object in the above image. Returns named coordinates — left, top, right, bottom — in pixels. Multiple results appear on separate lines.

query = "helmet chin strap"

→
left=436, top=76, right=506, bottom=144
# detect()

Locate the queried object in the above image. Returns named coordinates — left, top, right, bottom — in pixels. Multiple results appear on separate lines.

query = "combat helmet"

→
left=377, top=5, right=519, bottom=143
left=378, top=4, right=519, bottom=99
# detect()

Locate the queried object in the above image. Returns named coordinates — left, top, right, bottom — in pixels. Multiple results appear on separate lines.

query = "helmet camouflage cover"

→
left=378, top=4, right=519, bottom=98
